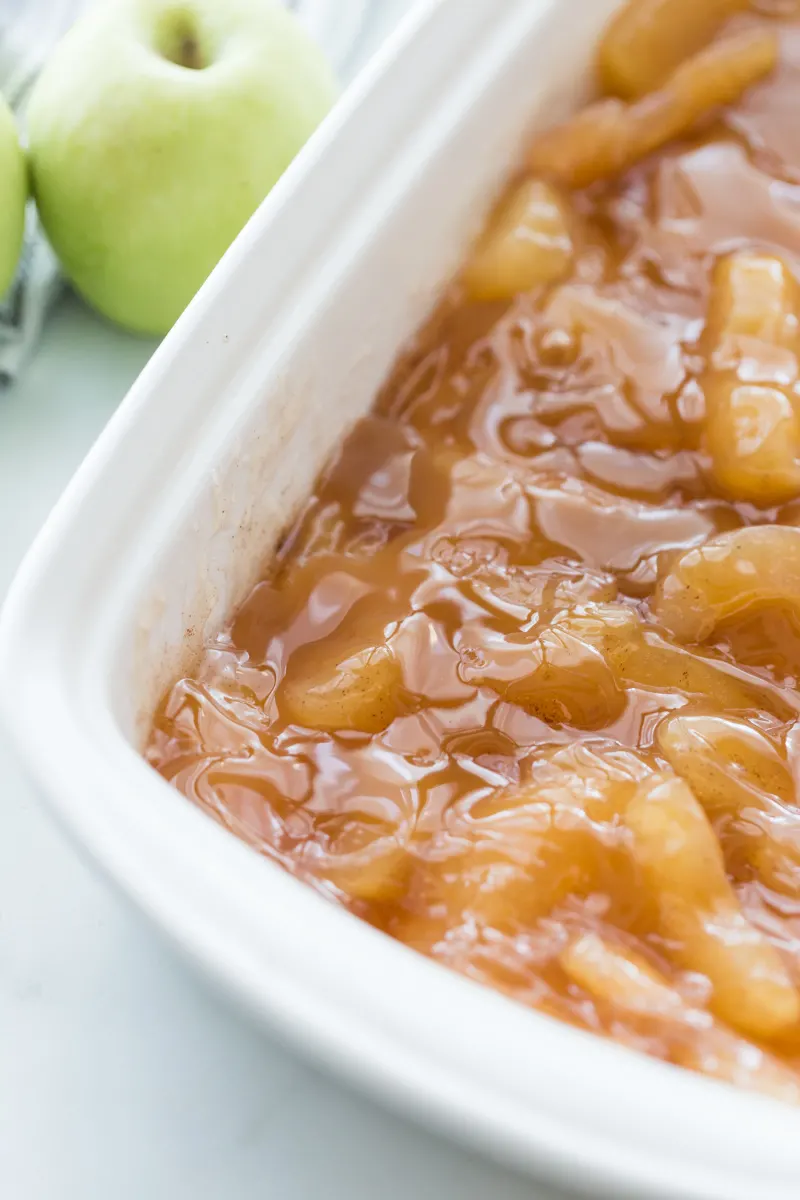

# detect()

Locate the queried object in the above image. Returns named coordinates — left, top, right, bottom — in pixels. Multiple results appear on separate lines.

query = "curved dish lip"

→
left=5, top=664, right=800, bottom=1200
left=2, top=3, right=800, bottom=1198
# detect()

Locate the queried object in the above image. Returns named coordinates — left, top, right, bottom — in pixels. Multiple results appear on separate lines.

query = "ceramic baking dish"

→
left=3, top=1, right=800, bottom=1196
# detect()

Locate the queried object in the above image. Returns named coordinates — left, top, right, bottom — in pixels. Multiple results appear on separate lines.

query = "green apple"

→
left=27, top=0, right=338, bottom=335
left=0, top=94, right=26, bottom=297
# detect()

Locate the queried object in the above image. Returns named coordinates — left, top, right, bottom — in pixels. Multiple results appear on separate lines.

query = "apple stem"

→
left=178, top=33, right=203, bottom=70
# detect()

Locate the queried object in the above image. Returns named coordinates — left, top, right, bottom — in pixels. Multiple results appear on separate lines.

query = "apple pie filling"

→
left=148, top=1, right=800, bottom=1101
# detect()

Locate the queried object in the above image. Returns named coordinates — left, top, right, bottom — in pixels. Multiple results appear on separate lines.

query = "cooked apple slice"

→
left=463, top=178, right=574, bottom=301
left=599, top=0, right=753, bottom=99
left=529, top=30, right=777, bottom=188
left=627, top=774, right=799, bottom=1038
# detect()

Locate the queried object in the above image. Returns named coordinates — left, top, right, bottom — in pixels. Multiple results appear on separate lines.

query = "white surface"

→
left=0, top=308, right=554, bottom=1200
left=4, top=0, right=800, bottom=1195
left=0, top=4, right=564, bottom=1198
left=8, top=3, right=797, bottom=1199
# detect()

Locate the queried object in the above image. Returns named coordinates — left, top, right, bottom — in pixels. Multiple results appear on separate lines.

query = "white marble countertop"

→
left=0, top=5, right=571, bottom=1197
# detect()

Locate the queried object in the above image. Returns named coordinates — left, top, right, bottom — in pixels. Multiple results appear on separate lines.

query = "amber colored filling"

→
left=148, top=3, right=800, bottom=1104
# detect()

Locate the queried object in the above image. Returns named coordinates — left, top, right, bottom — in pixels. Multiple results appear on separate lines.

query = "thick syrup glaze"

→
left=148, top=5, right=800, bottom=1100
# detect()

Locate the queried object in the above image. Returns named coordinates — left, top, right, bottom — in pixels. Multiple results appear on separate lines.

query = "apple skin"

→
left=0, top=94, right=26, bottom=298
left=27, top=0, right=338, bottom=335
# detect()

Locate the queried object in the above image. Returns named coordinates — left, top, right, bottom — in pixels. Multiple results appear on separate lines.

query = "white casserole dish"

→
left=3, top=1, right=800, bottom=1196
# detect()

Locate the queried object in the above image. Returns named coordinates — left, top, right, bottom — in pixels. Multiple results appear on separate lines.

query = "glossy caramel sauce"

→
left=148, top=4, right=800, bottom=1100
